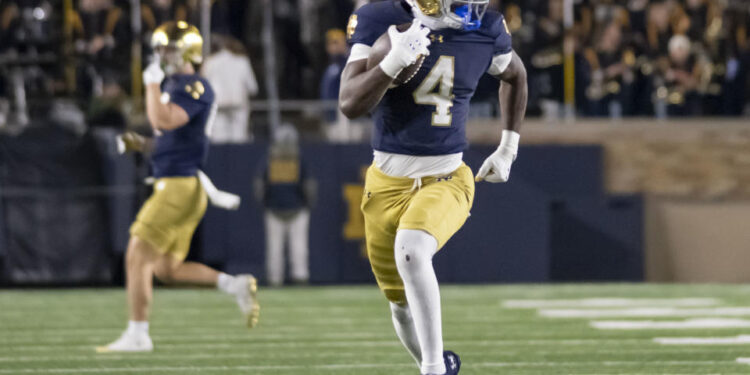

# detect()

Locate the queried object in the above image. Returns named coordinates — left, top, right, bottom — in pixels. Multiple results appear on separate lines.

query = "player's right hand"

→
left=143, top=61, right=165, bottom=85
left=379, top=20, right=431, bottom=78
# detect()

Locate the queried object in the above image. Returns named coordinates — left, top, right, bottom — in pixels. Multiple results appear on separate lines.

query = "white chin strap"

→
left=409, top=2, right=462, bottom=30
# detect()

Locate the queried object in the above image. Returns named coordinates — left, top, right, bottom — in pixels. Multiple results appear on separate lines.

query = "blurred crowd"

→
left=1, top=0, right=749, bottom=137
left=508, top=0, right=750, bottom=118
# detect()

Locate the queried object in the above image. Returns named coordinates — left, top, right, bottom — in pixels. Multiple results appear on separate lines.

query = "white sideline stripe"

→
left=0, top=361, right=730, bottom=373
left=504, top=298, right=719, bottom=308
left=540, top=307, right=750, bottom=318
left=737, top=358, right=750, bottom=365
left=655, top=335, right=750, bottom=345
left=591, top=318, right=750, bottom=330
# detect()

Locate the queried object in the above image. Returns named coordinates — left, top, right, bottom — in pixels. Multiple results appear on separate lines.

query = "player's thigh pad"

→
left=361, top=165, right=416, bottom=304
left=130, top=177, right=207, bottom=258
left=399, top=163, right=475, bottom=249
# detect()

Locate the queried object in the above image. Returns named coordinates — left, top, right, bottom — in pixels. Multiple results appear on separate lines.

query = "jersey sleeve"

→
left=491, top=14, right=513, bottom=56
left=165, top=77, right=212, bottom=119
left=346, top=5, right=390, bottom=47
left=487, top=14, right=513, bottom=75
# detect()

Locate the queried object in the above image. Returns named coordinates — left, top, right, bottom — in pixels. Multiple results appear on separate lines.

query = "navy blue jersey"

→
left=151, top=74, right=215, bottom=178
left=348, top=0, right=512, bottom=155
left=262, top=157, right=309, bottom=210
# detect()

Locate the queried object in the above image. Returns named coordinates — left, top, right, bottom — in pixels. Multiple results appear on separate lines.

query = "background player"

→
left=339, top=1, right=527, bottom=374
left=98, top=21, right=259, bottom=353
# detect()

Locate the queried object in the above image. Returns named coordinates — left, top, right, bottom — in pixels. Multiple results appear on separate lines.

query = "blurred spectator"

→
left=141, top=0, right=188, bottom=34
left=1, top=0, right=57, bottom=128
left=255, top=125, right=316, bottom=287
left=319, top=29, right=347, bottom=123
left=646, top=0, right=677, bottom=56
left=654, top=34, right=701, bottom=117
left=274, top=0, right=308, bottom=99
left=584, top=20, right=634, bottom=117
left=71, top=0, right=129, bottom=98
left=529, top=0, right=565, bottom=119
left=0, top=4, right=21, bottom=54
left=86, top=71, right=129, bottom=129
left=201, top=34, right=259, bottom=143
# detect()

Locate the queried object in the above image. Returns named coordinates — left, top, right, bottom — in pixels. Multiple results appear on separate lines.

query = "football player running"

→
left=98, top=21, right=259, bottom=353
left=339, top=1, right=527, bottom=374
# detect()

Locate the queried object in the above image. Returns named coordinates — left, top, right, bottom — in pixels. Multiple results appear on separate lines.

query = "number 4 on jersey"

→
left=413, top=56, right=455, bottom=127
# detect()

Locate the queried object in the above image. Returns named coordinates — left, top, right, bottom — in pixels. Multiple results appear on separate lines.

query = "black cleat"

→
left=443, top=350, right=461, bottom=374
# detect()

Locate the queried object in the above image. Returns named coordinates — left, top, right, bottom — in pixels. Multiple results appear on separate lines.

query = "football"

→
left=366, top=22, right=426, bottom=86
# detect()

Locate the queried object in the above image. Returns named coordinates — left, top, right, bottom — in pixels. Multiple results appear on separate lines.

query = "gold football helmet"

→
left=408, top=0, right=488, bottom=30
left=151, top=21, right=203, bottom=74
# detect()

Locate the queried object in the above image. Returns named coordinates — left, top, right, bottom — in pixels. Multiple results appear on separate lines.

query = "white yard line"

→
left=0, top=332, right=394, bottom=345
left=504, top=298, right=720, bottom=309
left=0, top=363, right=412, bottom=373
left=737, top=358, right=750, bottom=365
left=0, top=349, right=736, bottom=363
left=0, top=361, right=731, bottom=373
left=655, top=335, right=750, bottom=345
left=1, top=338, right=650, bottom=353
left=591, top=318, right=750, bottom=330
left=540, top=307, right=750, bottom=318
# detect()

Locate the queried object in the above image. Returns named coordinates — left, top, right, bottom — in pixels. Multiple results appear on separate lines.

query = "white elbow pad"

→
left=488, top=52, right=513, bottom=76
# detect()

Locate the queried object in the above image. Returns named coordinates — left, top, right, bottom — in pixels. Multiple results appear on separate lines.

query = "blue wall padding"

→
left=197, top=143, right=642, bottom=284
left=549, top=196, right=644, bottom=281
left=0, top=135, right=640, bottom=285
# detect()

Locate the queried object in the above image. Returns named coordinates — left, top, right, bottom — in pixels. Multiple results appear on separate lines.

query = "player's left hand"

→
left=116, top=131, right=146, bottom=154
left=476, top=130, right=520, bottom=183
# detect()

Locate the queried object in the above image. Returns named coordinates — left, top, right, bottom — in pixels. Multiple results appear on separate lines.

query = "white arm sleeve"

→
left=487, top=52, right=513, bottom=76
left=347, top=43, right=372, bottom=64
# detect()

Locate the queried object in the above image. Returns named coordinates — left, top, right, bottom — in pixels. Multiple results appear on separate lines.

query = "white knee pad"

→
left=394, top=229, right=438, bottom=280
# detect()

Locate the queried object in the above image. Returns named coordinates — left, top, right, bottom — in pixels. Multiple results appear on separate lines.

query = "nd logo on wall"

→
left=342, top=166, right=369, bottom=258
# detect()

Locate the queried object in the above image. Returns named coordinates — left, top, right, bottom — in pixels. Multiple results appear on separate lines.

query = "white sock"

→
left=394, top=229, right=445, bottom=375
left=217, top=273, right=236, bottom=294
left=390, top=302, right=422, bottom=367
left=127, top=320, right=149, bottom=335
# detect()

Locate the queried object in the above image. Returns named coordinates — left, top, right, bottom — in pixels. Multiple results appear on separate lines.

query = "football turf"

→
left=2, top=284, right=750, bottom=374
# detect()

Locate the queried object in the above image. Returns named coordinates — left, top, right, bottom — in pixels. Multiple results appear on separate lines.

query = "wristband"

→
left=499, top=130, right=520, bottom=155
left=379, top=52, right=405, bottom=79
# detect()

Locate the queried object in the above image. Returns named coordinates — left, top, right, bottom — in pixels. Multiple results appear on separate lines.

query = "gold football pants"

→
left=361, top=163, right=475, bottom=304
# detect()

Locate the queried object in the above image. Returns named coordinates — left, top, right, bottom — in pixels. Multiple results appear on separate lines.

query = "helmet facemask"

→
left=411, top=0, right=489, bottom=30
left=154, top=45, right=185, bottom=75
left=447, top=0, right=488, bottom=31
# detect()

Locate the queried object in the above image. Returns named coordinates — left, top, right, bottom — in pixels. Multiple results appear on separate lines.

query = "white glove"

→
left=143, top=62, right=165, bottom=85
left=379, top=20, right=431, bottom=78
left=197, top=170, right=241, bottom=210
left=476, top=130, right=520, bottom=183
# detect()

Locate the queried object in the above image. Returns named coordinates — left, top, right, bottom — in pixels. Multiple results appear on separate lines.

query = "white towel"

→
left=197, top=170, right=241, bottom=210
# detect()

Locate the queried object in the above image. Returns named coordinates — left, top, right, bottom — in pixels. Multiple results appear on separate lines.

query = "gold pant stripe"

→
left=361, top=163, right=475, bottom=303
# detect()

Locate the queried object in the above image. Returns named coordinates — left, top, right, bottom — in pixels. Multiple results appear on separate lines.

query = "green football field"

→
left=2, top=284, right=750, bottom=374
